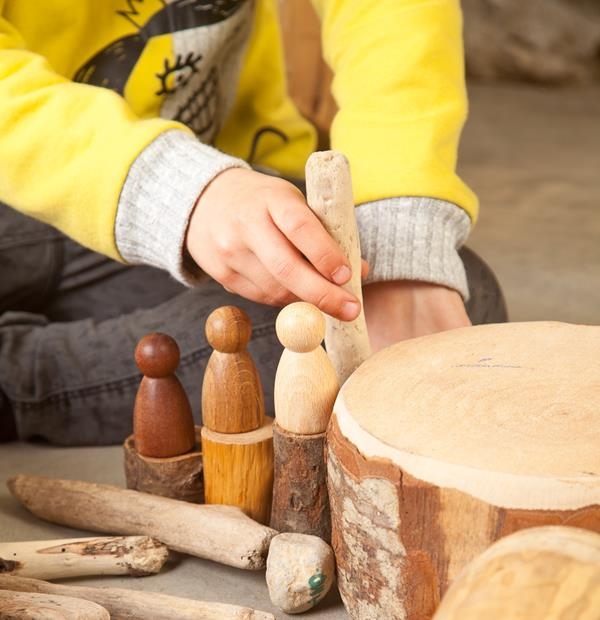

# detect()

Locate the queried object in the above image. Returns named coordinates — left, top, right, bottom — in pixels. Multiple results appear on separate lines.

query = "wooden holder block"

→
left=270, top=422, right=330, bottom=541
left=327, top=322, right=600, bottom=620
left=124, top=426, right=203, bottom=503
left=201, top=418, right=274, bottom=525
left=433, top=526, right=600, bottom=620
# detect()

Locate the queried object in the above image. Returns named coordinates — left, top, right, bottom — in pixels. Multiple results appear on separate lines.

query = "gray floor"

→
left=1, top=84, right=598, bottom=618
left=461, top=83, right=600, bottom=324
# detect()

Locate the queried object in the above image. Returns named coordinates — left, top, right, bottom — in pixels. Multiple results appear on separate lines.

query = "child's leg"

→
left=0, top=204, right=280, bottom=445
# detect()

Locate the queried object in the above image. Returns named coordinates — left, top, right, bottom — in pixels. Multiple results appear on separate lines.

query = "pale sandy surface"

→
left=462, top=83, right=600, bottom=324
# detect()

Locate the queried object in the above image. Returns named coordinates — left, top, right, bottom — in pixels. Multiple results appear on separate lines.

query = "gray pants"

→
left=0, top=203, right=507, bottom=445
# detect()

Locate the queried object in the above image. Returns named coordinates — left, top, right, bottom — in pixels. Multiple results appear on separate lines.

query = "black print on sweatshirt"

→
left=73, top=0, right=246, bottom=137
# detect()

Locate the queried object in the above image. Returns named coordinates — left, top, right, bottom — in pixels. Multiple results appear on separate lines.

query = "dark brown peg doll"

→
left=133, top=332, right=196, bottom=458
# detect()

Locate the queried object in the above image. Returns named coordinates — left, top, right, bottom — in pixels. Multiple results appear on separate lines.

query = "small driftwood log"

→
left=123, top=428, right=204, bottom=503
left=328, top=322, right=600, bottom=620
left=7, top=475, right=276, bottom=570
left=0, top=536, right=167, bottom=580
left=0, top=589, right=109, bottom=619
left=0, top=575, right=275, bottom=620
left=433, top=526, right=600, bottom=620
left=305, top=151, right=371, bottom=385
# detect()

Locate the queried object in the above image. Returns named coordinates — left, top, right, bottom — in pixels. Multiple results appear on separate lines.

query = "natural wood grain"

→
left=202, top=306, right=265, bottom=434
left=201, top=418, right=274, bottom=525
left=327, top=321, right=600, bottom=620
left=270, top=423, right=330, bottom=540
left=123, top=427, right=204, bottom=503
left=305, top=151, right=371, bottom=385
left=0, top=575, right=275, bottom=620
left=7, top=475, right=277, bottom=570
left=274, top=302, right=339, bottom=435
left=0, top=536, right=167, bottom=580
left=0, top=589, right=109, bottom=619
left=433, top=526, right=600, bottom=620
left=133, top=333, right=195, bottom=458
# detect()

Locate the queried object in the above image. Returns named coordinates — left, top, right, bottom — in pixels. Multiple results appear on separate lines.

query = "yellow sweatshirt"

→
left=0, top=0, right=476, bottom=295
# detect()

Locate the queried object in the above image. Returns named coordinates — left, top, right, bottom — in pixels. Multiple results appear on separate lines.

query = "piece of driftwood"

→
left=327, top=322, right=600, bottom=619
left=7, top=475, right=276, bottom=570
left=305, top=151, right=371, bottom=385
left=433, top=526, right=600, bottom=620
left=201, top=419, right=274, bottom=525
left=0, top=589, right=109, bottom=619
left=123, top=429, right=204, bottom=503
left=0, top=536, right=167, bottom=580
left=0, top=575, right=275, bottom=620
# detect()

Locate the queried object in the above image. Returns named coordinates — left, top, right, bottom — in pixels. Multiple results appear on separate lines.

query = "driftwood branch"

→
left=0, top=588, right=109, bottom=619
left=0, top=575, right=275, bottom=620
left=7, top=475, right=276, bottom=570
left=0, top=536, right=168, bottom=580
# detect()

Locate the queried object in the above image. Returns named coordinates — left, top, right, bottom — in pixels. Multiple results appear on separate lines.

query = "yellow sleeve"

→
left=311, top=0, right=478, bottom=220
left=0, top=14, right=187, bottom=259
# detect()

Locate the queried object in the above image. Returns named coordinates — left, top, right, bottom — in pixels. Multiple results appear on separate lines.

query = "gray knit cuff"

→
left=355, top=197, right=472, bottom=300
left=115, top=130, right=250, bottom=285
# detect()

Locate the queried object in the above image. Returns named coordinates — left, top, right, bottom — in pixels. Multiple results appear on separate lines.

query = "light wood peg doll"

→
left=274, top=302, right=339, bottom=435
left=133, top=332, right=195, bottom=458
left=202, top=305, right=265, bottom=433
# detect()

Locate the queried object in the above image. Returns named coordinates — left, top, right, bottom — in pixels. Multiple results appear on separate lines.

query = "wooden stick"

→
left=7, top=475, right=276, bottom=570
left=433, top=526, right=600, bottom=620
left=0, top=575, right=275, bottom=620
left=0, top=589, right=110, bottom=619
left=306, top=150, right=371, bottom=385
left=0, top=536, right=168, bottom=580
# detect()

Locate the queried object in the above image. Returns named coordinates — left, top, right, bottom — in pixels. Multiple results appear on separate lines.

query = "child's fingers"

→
left=247, top=220, right=361, bottom=321
left=268, top=192, right=352, bottom=286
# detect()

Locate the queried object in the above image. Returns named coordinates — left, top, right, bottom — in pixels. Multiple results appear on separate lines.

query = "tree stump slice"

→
left=327, top=322, right=600, bottom=620
left=270, top=422, right=330, bottom=541
left=433, top=526, right=600, bottom=620
left=201, top=418, right=274, bottom=525
left=123, top=426, right=203, bottom=503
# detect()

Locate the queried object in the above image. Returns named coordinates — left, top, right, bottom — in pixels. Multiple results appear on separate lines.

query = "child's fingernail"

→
left=341, top=300, right=360, bottom=320
left=332, top=265, right=351, bottom=284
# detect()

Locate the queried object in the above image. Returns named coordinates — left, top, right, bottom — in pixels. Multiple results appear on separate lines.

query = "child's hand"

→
left=363, top=280, right=471, bottom=352
left=186, top=168, right=361, bottom=321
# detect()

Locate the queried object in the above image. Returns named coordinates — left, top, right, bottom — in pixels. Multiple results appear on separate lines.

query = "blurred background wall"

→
left=279, top=0, right=600, bottom=324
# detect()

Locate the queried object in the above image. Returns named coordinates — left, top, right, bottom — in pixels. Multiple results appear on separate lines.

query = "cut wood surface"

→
left=123, top=429, right=204, bottom=503
left=0, top=575, right=275, bottom=620
left=305, top=151, right=371, bottom=385
left=328, top=321, right=600, bottom=620
left=201, top=418, right=274, bottom=525
left=433, top=526, right=600, bottom=620
left=0, top=536, right=167, bottom=580
left=7, top=475, right=276, bottom=570
left=0, top=589, right=109, bottom=619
